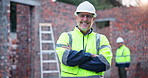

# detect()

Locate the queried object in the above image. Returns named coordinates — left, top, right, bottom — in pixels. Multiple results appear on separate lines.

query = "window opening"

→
left=10, top=2, right=17, bottom=32
left=96, top=21, right=110, bottom=29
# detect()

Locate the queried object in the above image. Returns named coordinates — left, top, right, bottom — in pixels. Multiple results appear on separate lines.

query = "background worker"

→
left=56, top=1, right=112, bottom=78
left=115, top=37, right=131, bottom=78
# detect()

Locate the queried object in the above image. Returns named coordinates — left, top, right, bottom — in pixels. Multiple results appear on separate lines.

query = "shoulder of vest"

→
left=65, top=31, right=73, bottom=35
left=67, top=30, right=73, bottom=33
left=95, top=33, right=107, bottom=38
left=124, top=45, right=130, bottom=50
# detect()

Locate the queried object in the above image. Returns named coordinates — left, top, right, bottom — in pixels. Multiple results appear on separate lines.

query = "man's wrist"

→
left=91, top=53, right=98, bottom=57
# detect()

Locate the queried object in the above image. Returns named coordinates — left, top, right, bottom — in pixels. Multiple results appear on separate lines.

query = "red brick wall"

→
left=14, top=4, right=31, bottom=78
left=0, top=0, right=9, bottom=78
left=40, top=0, right=76, bottom=41
left=33, top=0, right=77, bottom=78
left=96, top=7, right=148, bottom=78
left=1, top=0, right=147, bottom=78
left=39, top=1, right=148, bottom=77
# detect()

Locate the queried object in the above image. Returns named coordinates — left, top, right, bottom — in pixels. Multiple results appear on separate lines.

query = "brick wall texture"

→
left=15, top=4, right=31, bottom=78
left=0, top=0, right=10, bottom=78
left=0, top=0, right=148, bottom=78
left=96, top=7, right=148, bottom=78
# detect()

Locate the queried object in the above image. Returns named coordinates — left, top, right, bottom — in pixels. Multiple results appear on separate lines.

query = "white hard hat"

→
left=116, top=37, right=124, bottom=43
left=74, top=1, right=97, bottom=17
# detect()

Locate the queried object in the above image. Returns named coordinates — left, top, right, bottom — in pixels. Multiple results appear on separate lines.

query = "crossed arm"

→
left=61, top=44, right=110, bottom=73
left=56, top=33, right=112, bottom=73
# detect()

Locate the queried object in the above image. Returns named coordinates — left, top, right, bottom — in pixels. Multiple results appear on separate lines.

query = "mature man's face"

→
left=76, top=12, right=95, bottom=32
left=117, top=43, right=123, bottom=47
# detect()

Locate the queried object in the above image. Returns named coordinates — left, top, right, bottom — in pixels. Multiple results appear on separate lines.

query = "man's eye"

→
left=86, top=15, right=91, bottom=18
left=81, top=15, right=85, bottom=17
left=79, top=14, right=93, bottom=18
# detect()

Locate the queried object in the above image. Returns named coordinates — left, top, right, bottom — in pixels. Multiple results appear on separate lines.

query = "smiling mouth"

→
left=80, top=22, right=89, bottom=24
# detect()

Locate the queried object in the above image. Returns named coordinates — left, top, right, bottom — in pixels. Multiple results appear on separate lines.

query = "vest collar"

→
left=74, top=26, right=93, bottom=36
left=119, top=45, right=125, bottom=49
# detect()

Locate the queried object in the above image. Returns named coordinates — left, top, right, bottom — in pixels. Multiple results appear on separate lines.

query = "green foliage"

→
left=57, top=0, right=113, bottom=10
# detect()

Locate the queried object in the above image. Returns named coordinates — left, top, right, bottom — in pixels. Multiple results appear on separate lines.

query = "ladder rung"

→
left=41, top=31, right=52, bottom=33
left=39, top=23, right=51, bottom=26
left=41, top=40, right=54, bottom=43
left=39, top=23, right=60, bottom=77
left=39, top=51, right=55, bottom=55
left=42, top=60, right=57, bottom=63
left=43, top=70, right=59, bottom=73
left=41, top=50, right=55, bottom=53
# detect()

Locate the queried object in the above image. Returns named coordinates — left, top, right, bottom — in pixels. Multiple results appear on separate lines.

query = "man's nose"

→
left=82, top=16, right=88, bottom=20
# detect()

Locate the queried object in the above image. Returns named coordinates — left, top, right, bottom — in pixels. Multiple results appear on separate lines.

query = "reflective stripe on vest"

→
left=62, top=49, right=71, bottom=65
left=96, top=34, right=100, bottom=54
left=67, top=32, right=72, bottom=47
left=62, top=75, right=103, bottom=78
left=96, top=34, right=111, bottom=54
left=56, top=44, right=67, bottom=47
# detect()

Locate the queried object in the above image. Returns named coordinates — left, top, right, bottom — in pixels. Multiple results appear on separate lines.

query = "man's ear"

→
left=92, top=17, right=96, bottom=21
left=74, top=15, right=78, bottom=19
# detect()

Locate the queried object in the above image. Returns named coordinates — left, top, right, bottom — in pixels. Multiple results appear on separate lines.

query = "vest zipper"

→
left=83, top=35, right=85, bottom=51
left=83, top=35, right=89, bottom=51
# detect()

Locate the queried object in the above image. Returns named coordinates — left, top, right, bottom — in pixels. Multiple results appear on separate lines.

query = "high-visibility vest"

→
left=56, top=27, right=112, bottom=77
left=115, top=45, right=130, bottom=67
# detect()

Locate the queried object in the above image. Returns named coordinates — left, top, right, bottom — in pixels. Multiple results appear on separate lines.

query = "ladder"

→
left=39, top=23, right=60, bottom=78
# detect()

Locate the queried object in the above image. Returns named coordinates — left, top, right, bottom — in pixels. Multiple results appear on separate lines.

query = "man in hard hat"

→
left=115, top=37, right=131, bottom=78
left=56, top=1, right=112, bottom=78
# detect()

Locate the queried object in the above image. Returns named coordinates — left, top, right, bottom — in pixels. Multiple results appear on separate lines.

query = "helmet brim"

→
left=74, top=11, right=97, bottom=18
